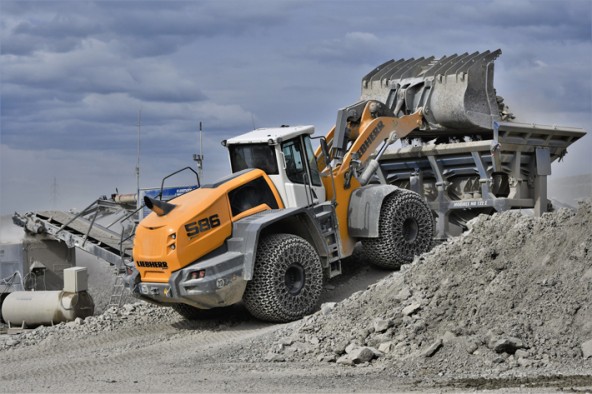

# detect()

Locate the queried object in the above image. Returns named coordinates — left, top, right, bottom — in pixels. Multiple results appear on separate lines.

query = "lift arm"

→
left=317, top=100, right=423, bottom=186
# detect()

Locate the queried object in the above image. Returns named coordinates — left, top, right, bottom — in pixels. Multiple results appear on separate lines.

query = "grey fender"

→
left=348, top=184, right=401, bottom=238
left=229, top=207, right=330, bottom=280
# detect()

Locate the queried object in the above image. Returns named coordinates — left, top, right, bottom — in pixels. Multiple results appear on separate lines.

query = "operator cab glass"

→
left=282, top=135, right=322, bottom=186
left=229, top=144, right=279, bottom=175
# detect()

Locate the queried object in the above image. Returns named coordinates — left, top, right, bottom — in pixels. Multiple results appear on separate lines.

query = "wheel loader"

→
left=126, top=105, right=433, bottom=322
left=124, top=49, right=586, bottom=322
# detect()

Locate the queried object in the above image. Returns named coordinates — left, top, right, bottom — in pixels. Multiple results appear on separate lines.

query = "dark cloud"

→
left=1, top=0, right=590, bottom=214
left=1, top=0, right=298, bottom=57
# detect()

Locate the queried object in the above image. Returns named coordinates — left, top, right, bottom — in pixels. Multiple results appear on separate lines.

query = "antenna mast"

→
left=136, top=109, right=141, bottom=201
left=193, top=121, right=204, bottom=180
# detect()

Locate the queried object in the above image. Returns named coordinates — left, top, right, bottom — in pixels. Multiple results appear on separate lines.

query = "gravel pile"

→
left=2, top=200, right=591, bottom=381
left=0, top=302, right=178, bottom=351
left=260, top=201, right=592, bottom=376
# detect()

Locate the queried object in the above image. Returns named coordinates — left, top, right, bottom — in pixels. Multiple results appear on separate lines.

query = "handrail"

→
left=55, top=199, right=100, bottom=235
left=159, top=167, right=200, bottom=200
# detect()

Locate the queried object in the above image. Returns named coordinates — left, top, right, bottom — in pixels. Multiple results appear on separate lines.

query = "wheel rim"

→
left=285, top=264, right=305, bottom=295
left=402, top=217, right=419, bottom=243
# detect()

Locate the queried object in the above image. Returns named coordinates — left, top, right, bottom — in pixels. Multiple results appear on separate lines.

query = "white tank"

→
left=1, top=291, right=94, bottom=328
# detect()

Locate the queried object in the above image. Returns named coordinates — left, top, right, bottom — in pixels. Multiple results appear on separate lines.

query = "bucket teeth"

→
left=362, top=49, right=503, bottom=132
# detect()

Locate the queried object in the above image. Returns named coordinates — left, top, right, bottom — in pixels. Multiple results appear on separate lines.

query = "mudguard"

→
left=229, top=207, right=331, bottom=280
left=348, top=184, right=401, bottom=238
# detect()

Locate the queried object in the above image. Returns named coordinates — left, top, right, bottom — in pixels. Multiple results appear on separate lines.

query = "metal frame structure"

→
left=13, top=198, right=138, bottom=269
left=379, top=121, right=585, bottom=239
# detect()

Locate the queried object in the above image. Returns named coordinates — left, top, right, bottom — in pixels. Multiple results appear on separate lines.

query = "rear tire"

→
left=243, top=234, right=323, bottom=322
left=363, top=190, right=434, bottom=269
left=171, top=303, right=203, bottom=320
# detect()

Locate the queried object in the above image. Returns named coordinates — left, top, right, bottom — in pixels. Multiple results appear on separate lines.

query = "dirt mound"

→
left=0, top=302, right=179, bottom=350
left=265, top=201, right=592, bottom=376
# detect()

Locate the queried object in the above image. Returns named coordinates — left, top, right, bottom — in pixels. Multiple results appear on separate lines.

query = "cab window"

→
left=303, top=136, right=322, bottom=187
left=282, top=136, right=322, bottom=187
left=282, top=139, right=306, bottom=184
left=229, top=144, right=278, bottom=175
left=228, top=177, right=279, bottom=216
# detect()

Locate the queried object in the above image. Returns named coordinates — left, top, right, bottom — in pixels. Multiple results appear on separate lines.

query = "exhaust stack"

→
left=144, top=196, right=176, bottom=216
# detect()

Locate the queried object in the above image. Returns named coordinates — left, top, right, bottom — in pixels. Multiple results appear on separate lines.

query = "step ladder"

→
left=313, top=202, right=342, bottom=278
left=107, top=267, right=127, bottom=308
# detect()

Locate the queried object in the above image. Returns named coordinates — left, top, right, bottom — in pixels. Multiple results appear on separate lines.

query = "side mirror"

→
left=320, top=138, right=330, bottom=164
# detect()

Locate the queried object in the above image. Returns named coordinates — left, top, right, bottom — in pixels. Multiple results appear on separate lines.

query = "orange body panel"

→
left=133, top=170, right=284, bottom=283
left=318, top=102, right=423, bottom=257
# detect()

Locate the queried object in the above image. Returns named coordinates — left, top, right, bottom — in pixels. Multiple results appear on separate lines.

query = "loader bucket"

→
left=361, top=50, right=503, bottom=132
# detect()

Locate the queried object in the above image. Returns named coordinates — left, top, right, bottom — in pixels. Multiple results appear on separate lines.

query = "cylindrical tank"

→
left=112, top=193, right=138, bottom=204
left=1, top=290, right=94, bottom=328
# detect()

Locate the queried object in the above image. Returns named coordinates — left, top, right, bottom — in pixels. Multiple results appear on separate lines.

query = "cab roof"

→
left=226, top=125, right=315, bottom=145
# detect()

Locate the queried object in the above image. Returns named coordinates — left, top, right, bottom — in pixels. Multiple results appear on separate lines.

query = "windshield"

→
left=229, top=144, right=279, bottom=175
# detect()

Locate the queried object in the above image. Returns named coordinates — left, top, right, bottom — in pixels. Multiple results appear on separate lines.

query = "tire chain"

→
left=243, top=234, right=323, bottom=322
left=363, top=189, right=434, bottom=269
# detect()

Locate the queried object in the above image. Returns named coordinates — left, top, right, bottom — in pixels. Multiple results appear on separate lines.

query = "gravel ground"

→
left=1, top=201, right=592, bottom=392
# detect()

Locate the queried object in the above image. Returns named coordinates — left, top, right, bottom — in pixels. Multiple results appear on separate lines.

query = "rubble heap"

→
left=2, top=201, right=591, bottom=380
left=266, top=201, right=592, bottom=375
left=0, top=303, right=178, bottom=350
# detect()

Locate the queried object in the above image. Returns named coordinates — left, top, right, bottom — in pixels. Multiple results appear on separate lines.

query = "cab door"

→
left=280, top=135, right=326, bottom=208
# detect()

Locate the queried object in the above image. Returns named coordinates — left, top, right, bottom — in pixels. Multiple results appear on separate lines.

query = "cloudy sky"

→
left=1, top=0, right=591, bottom=214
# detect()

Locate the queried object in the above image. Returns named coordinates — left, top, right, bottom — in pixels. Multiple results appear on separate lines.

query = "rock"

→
left=396, top=286, right=412, bottom=301
left=368, top=347, right=383, bottom=358
left=373, top=318, right=392, bottom=333
left=378, top=342, right=394, bottom=353
left=514, top=349, right=529, bottom=359
left=465, top=341, right=478, bottom=354
left=317, top=354, right=336, bottom=362
left=581, top=338, right=592, bottom=359
left=441, top=331, right=456, bottom=344
left=345, top=343, right=359, bottom=354
left=334, top=340, right=348, bottom=355
left=263, top=353, right=285, bottom=362
left=290, top=341, right=314, bottom=354
left=320, top=302, right=337, bottom=315
left=278, top=337, right=294, bottom=346
left=348, top=347, right=375, bottom=364
left=421, top=338, right=443, bottom=358
left=336, top=355, right=355, bottom=366
left=370, top=332, right=392, bottom=346
left=357, top=328, right=372, bottom=341
left=402, top=302, right=421, bottom=316
left=517, top=357, right=533, bottom=367
left=493, top=337, right=524, bottom=354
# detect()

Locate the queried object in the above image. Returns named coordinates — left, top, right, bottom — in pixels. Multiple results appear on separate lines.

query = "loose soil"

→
left=1, top=202, right=591, bottom=392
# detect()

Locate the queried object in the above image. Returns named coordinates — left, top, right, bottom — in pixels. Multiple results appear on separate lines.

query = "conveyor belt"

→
left=13, top=204, right=135, bottom=267
left=35, top=211, right=132, bottom=256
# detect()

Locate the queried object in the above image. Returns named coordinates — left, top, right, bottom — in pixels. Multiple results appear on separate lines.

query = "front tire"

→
left=363, top=190, right=434, bottom=269
left=243, top=234, right=323, bottom=322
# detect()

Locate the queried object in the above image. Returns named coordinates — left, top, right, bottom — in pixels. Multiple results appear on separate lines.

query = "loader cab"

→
left=225, top=126, right=326, bottom=208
